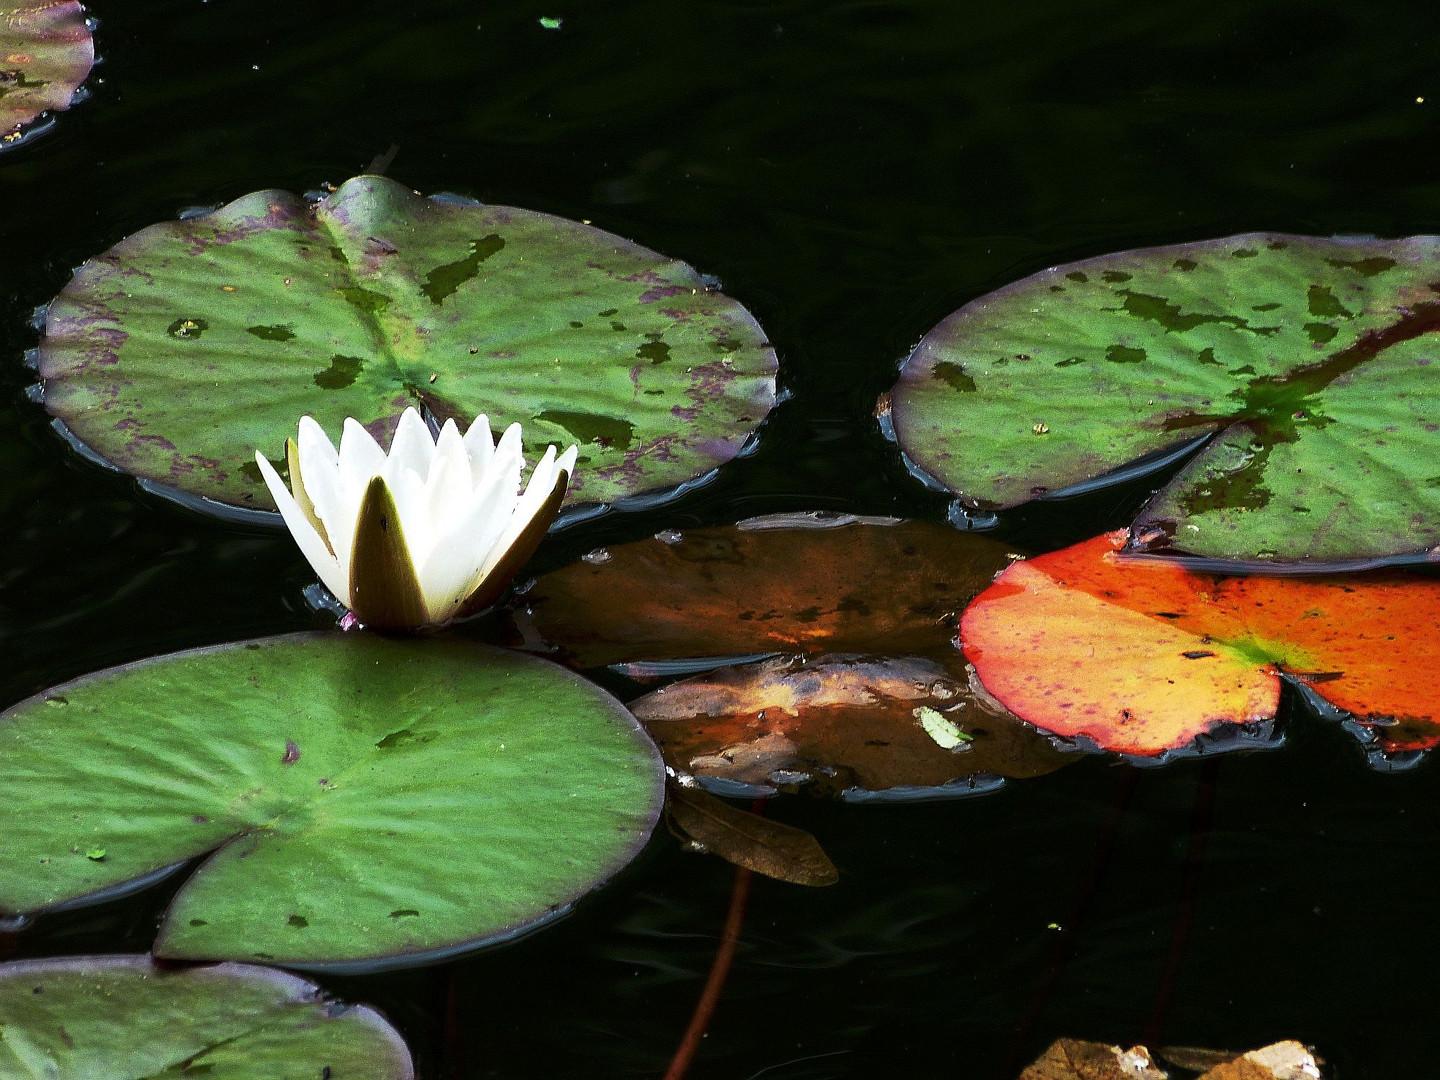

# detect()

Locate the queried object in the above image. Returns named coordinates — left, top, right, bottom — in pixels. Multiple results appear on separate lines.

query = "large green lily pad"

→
left=38, top=175, right=777, bottom=515
left=1, top=2, right=93, bottom=148
left=888, top=233, right=1440, bottom=567
left=0, top=955, right=413, bottom=1078
left=0, top=633, right=663, bottom=969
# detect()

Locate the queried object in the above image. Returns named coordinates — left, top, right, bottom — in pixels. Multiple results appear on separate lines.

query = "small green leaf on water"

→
left=539, top=15, right=562, bottom=28
left=914, top=706, right=971, bottom=750
left=85, top=849, right=105, bottom=861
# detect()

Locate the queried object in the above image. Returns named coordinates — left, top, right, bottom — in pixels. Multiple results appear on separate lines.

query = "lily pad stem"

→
left=661, top=799, right=764, bottom=1080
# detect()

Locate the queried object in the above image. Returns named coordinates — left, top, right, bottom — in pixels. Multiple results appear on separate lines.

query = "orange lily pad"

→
left=961, top=531, right=1440, bottom=758
left=513, top=513, right=1016, bottom=668
left=631, top=654, right=1073, bottom=799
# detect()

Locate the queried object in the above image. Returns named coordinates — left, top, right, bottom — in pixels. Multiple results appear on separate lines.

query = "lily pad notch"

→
left=887, top=233, right=1440, bottom=569
left=0, top=634, right=665, bottom=970
left=36, top=175, right=778, bottom=523
left=0, top=2, right=95, bottom=149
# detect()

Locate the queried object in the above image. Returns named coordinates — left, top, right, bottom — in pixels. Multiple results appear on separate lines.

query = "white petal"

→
left=296, top=419, right=347, bottom=560
left=555, top=444, right=578, bottom=479
left=462, top=413, right=494, bottom=485
left=471, top=423, right=524, bottom=517
left=339, top=418, right=386, bottom=490
left=384, top=464, right=433, bottom=569
left=387, top=407, right=437, bottom=483
left=487, top=423, right=524, bottom=480
left=417, top=427, right=527, bottom=619
left=434, top=418, right=464, bottom=464
left=257, top=452, right=350, bottom=605
left=417, top=487, right=515, bottom=620
left=424, top=422, right=476, bottom=540
left=296, top=415, right=339, bottom=473
left=481, top=445, right=559, bottom=578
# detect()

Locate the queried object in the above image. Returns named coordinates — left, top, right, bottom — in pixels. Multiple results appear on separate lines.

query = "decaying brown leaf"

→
left=1022, top=1040, right=1322, bottom=1080
left=1021, top=1039, right=1166, bottom=1079
left=1195, top=1042, right=1321, bottom=1080
left=633, top=654, right=1072, bottom=798
left=511, top=514, right=1017, bottom=667
left=666, top=781, right=839, bottom=886
left=1159, top=1047, right=1241, bottom=1072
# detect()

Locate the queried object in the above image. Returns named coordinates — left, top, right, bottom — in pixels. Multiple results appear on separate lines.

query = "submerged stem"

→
left=661, top=800, right=763, bottom=1080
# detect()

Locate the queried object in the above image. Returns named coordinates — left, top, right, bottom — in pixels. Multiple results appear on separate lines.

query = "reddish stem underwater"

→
left=661, top=799, right=764, bottom=1080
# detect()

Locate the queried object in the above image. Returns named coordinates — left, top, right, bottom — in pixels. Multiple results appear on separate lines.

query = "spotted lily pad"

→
left=0, top=2, right=93, bottom=148
left=0, top=955, right=413, bottom=1078
left=37, top=175, right=777, bottom=517
left=888, top=234, right=1440, bottom=567
left=961, top=531, right=1440, bottom=757
left=0, top=633, right=663, bottom=969
left=632, top=654, right=1071, bottom=800
left=514, top=513, right=1017, bottom=668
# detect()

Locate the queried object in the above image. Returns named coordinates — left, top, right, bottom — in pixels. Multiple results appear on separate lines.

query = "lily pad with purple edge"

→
left=0, top=955, right=414, bottom=1078
left=36, top=175, right=777, bottom=520
left=0, top=634, right=663, bottom=971
left=1, top=2, right=94, bottom=149
left=885, top=233, right=1440, bottom=569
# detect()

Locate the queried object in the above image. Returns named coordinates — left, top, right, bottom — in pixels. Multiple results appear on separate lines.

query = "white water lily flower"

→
left=256, top=408, right=578, bottom=631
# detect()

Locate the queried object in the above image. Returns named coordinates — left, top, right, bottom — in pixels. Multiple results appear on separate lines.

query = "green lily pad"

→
left=0, top=633, right=663, bottom=969
left=887, top=233, right=1440, bottom=567
left=0, top=2, right=94, bottom=148
left=37, top=175, right=777, bottom=517
left=0, top=955, right=413, bottom=1078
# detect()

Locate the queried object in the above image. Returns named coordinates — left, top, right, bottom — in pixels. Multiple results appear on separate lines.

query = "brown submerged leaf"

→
left=633, top=654, right=1072, bottom=798
left=1020, top=1039, right=1166, bottom=1079
left=1159, top=1047, right=1242, bottom=1072
left=666, top=781, right=838, bottom=886
left=1021, top=1040, right=1322, bottom=1080
left=513, top=513, right=1017, bottom=668
left=1195, top=1042, right=1321, bottom=1080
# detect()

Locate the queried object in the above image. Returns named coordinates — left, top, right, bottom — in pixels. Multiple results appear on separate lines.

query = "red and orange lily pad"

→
left=961, top=531, right=1440, bottom=757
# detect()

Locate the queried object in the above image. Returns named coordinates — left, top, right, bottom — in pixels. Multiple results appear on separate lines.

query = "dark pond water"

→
left=4, top=1, right=1439, bottom=1076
